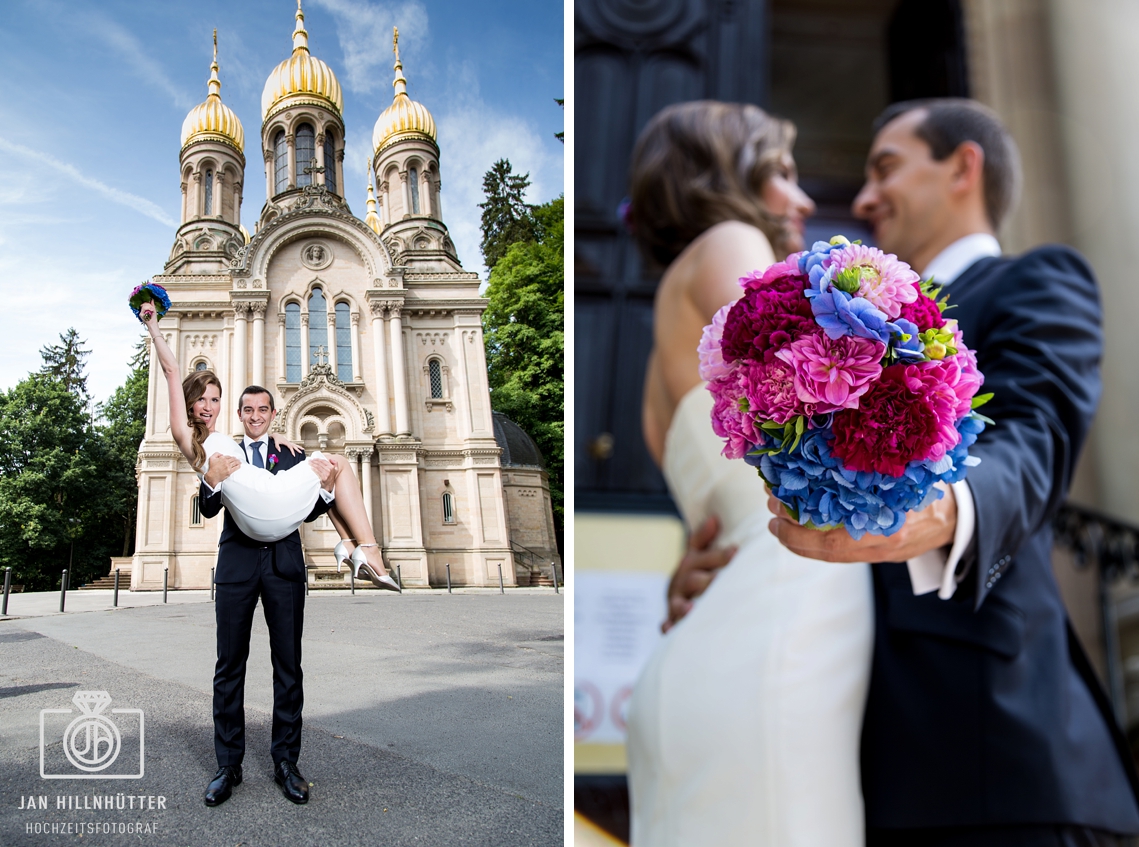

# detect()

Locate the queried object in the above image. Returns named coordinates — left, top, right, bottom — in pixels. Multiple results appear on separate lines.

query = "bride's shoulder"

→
left=203, top=432, right=243, bottom=458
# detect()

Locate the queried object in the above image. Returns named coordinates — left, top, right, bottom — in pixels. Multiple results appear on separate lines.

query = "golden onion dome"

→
left=261, top=0, right=343, bottom=121
left=181, top=32, right=244, bottom=153
left=372, top=27, right=437, bottom=154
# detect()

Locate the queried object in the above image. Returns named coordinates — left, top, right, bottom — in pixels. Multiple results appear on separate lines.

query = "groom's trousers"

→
left=868, top=825, right=1126, bottom=846
left=213, top=549, right=306, bottom=768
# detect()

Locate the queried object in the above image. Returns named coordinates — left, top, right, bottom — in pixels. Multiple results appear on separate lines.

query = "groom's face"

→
left=853, top=109, right=957, bottom=267
left=238, top=392, right=276, bottom=440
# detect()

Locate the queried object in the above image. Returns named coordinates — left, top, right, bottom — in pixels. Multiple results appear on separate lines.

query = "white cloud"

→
left=434, top=96, right=561, bottom=278
left=0, top=137, right=176, bottom=227
left=74, top=8, right=197, bottom=111
left=310, top=0, right=429, bottom=94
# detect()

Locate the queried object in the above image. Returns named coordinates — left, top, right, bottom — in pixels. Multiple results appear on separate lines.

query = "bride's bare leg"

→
left=322, top=455, right=389, bottom=576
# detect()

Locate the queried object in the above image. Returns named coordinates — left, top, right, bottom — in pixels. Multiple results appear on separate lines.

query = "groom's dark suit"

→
left=199, top=439, right=332, bottom=769
left=862, top=246, right=1139, bottom=838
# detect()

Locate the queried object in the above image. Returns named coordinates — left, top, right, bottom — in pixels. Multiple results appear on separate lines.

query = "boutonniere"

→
left=268, top=454, right=279, bottom=471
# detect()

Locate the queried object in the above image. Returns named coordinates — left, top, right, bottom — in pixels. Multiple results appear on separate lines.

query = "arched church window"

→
left=335, top=302, right=352, bottom=382
left=409, top=166, right=420, bottom=214
left=442, top=491, right=455, bottom=524
left=191, top=494, right=202, bottom=527
left=285, top=302, right=301, bottom=382
left=204, top=169, right=213, bottom=215
left=195, top=361, right=208, bottom=372
left=324, top=133, right=337, bottom=194
left=429, top=358, right=443, bottom=398
left=308, top=288, right=328, bottom=367
left=274, top=131, right=288, bottom=194
left=296, top=124, right=315, bottom=187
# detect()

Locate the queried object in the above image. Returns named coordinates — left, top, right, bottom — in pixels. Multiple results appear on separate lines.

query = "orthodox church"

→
left=129, top=5, right=559, bottom=589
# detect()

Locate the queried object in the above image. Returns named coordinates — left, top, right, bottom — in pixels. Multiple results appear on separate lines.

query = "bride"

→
left=139, top=299, right=399, bottom=591
left=625, top=101, right=873, bottom=845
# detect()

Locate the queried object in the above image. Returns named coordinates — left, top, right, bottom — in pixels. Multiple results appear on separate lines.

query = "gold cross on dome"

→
left=314, top=345, right=328, bottom=366
left=393, top=26, right=400, bottom=63
left=303, top=157, right=324, bottom=177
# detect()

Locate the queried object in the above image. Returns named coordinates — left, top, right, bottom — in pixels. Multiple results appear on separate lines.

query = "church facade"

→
left=129, top=8, right=559, bottom=590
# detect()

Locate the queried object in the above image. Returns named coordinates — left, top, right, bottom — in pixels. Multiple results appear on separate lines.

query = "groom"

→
left=198, top=385, right=335, bottom=807
left=669, top=99, right=1139, bottom=844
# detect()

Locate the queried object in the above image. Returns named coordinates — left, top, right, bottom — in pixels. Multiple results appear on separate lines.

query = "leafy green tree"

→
left=96, top=339, right=148, bottom=557
left=479, top=159, right=537, bottom=272
left=39, top=328, right=92, bottom=400
left=482, top=195, right=564, bottom=532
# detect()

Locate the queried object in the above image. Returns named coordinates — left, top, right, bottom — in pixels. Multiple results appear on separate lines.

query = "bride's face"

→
left=191, top=383, right=222, bottom=432
left=761, top=154, right=815, bottom=254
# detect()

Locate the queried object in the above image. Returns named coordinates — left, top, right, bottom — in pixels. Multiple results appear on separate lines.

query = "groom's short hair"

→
left=238, top=385, right=275, bottom=412
left=873, top=98, right=1022, bottom=231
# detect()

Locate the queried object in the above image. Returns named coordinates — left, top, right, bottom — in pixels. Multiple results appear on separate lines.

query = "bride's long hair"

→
left=628, top=101, right=798, bottom=268
left=182, top=370, right=222, bottom=472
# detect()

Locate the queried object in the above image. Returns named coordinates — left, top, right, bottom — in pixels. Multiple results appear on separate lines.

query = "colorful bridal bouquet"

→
left=129, top=281, right=172, bottom=323
left=701, top=236, right=991, bottom=539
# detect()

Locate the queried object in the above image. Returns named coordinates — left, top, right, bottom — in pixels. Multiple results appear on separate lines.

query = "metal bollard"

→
left=2, top=567, right=10, bottom=616
left=210, top=568, right=215, bottom=601
left=396, top=565, right=402, bottom=592
left=446, top=563, right=452, bottom=594
left=163, top=568, right=168, bottom=603
left=350, top=567, right=355, bottom=595
left=305, top=573, right=309, bottom=597
left=113, top=568, right=120, bottom=608
left=551, top=562, right=559, bottom=594
left=498, top=563, right=504, bottom=594
left=59, top=569, right=68, bottom=613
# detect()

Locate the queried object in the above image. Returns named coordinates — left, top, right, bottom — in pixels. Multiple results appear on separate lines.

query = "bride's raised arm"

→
left=139, top=301, right=197, bottom=464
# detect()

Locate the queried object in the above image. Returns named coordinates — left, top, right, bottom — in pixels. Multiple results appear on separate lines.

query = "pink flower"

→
left=698, top=303, right=734, bottom=382
left=827, top=244, right=919, bottom=318
left=740, top=257, right=803, bottom=291
left=708, top=372, right=762, bottom=459
left=721, top=272, right=818, bottom=364
left=775, top=333, right=885, bottom=412
left=898, top=283, right=945, bottom=331
left=739, top=357, right=803, bottom=424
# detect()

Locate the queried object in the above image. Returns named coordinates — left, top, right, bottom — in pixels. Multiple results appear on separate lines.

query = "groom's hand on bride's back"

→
left=766, top=486, right=957, bottom=563
left=663, top=516, right=737, bottom=633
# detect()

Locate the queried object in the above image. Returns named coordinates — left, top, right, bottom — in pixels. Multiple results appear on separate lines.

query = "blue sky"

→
left=0, top=0, right=564, bottom=404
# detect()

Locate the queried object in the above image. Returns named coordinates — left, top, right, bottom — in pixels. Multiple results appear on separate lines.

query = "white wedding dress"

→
left=200, top=432, right=324, bottom=543
left=626, top=385, right=874, bottom=847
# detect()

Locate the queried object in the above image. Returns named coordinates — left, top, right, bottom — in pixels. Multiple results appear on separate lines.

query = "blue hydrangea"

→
left=747, top=416, right=986, bottom=540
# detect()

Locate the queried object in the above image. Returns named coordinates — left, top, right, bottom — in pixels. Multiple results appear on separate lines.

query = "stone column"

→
left=264, top=148, right=274, bottom=199
left=336, top=148, right=345, bottom=200
left=252, top=302, right=266, bottom=387
left=233, top=181, right=242, bottom=226
left=327, top=308, right=338, bottom=376
left=350, top=311, right=362, bottom=381
left=300, top=312, right=310, bottom=378
left=456, top=328, right=474, bottom=440
left=421, top=169, right=433, bottom=218
left=370, top=301, right=392, bottom=435
left=146, top=336, right=159, bottom=437
left=381, top=180, right=391, bottom=226
left=400, top=171, right=411, bottom=220
left=434, top=177, right=443, bottom=221
left=180, top=181, right=188, bottom=224
left=277, top=313, right=287, bottom=383
left=360, top=446, right=374, bottom=524
left=315, top=132, right=326, bottom=185
left=213, top=171, right=224, bottom=218
left=286, top=133, right=296, bottom=189
left=389, top=304, right=410, bottom=436
left=232, top=303, right=249, bottom=432
left=193, top=170, right=203, bottom=218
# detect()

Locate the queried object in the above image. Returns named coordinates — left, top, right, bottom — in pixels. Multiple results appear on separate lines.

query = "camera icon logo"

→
left=40, top=691, right=144, bottom=780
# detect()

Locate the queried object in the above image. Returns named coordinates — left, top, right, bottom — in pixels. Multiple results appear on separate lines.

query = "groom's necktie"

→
left=251, top=441, right=265, bottom=468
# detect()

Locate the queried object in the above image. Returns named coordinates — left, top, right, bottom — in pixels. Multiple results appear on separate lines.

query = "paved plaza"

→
left=0, top=589, right=564, bottom=846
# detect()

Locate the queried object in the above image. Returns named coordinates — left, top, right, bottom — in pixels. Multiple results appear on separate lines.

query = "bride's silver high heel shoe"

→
left=334, top=540, right=354, bottom=573
left=349, top=544, right=401, bottom=593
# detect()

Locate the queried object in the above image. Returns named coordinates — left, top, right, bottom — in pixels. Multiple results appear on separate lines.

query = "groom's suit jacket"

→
left=198, top=439, right=332, bottom=584
left=861, top=245, right=1139, bottom=833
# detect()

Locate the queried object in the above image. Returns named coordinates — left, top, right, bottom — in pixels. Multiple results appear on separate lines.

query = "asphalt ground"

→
left=0, top=590, right=564, bottom=846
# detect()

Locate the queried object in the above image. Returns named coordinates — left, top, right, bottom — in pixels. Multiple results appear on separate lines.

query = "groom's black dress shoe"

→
left=204, top=765, right=242, bottom=806
left=274, top=760, right=309, bottom=804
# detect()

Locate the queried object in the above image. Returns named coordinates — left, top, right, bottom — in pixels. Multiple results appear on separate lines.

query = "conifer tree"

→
left=479, top=159, right=537, bottom=272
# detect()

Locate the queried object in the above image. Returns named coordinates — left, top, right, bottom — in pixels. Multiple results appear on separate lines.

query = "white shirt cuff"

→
left=201, top=478, right=221, bottom=496
left=906, top=480, right=976, bottom=600
left=318, top=488, right=334, bottom=503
